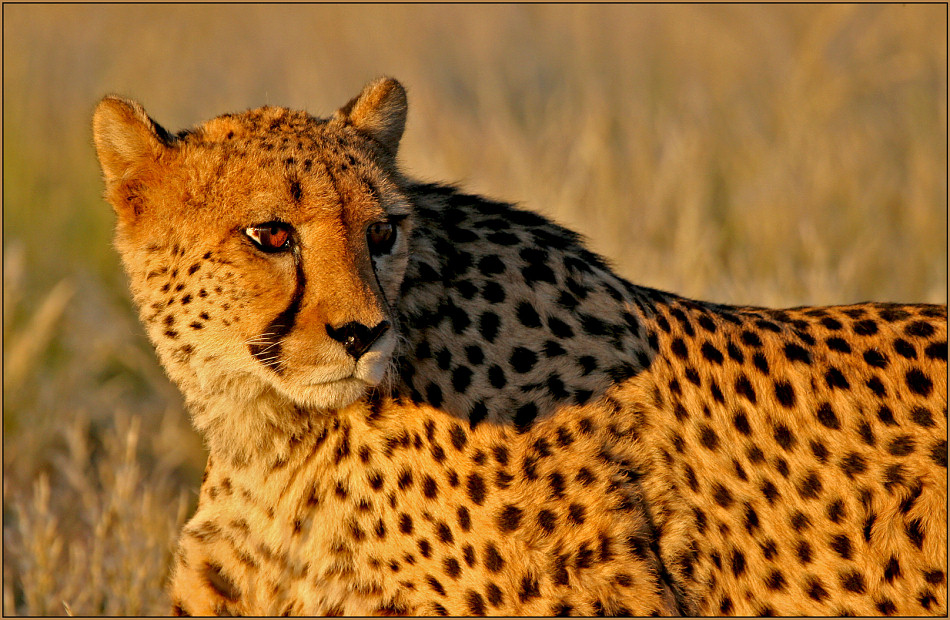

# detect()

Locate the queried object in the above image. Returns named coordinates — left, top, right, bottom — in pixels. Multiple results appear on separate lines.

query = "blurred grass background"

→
left=3, top=4, right=946, bottom=615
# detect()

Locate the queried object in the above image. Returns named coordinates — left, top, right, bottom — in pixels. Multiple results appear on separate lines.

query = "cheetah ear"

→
left=92, top=96, right=175, bottom=187
left=334, top=77, right=407, bottom=156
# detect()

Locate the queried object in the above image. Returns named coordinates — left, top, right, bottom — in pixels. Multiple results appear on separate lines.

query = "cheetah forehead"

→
left=190, top=107, right=328, bottom=144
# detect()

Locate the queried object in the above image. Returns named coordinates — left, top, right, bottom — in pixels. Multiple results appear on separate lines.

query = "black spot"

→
left=863, top=348, right=890, bottom=369
left=469, top=401, right=488, bottom=428
left=443, top=557, right=462, bottom=579
left=497, top=505, right=523, bottom=532
left=888, top=435, right=915, bottom=457
left=747, top=445, right=765, bottom=464
left=466, top=590, right=486, bottom=616
left=727, top=340, right=745, bottom=362
left=876, top=599, right=897, bottom=616
left=775, top=457, right=790, bottom=478
left=426, top=575, right=446, bottom=596
left=906, top=518, right=924, bottom=548
left=434, top=520, right=455, bottom=545
left=930, top=440, right=947, bottom=467
left=451, top=366, right=473, bottom=393
left=418, top=538, right=432, bottom=558
left=735, top=374, right=757, bottom=404
left=924, top=569, right=945, bottom=585
left=826, top=498, right=845, bottom=523
left=487, top=364, right=507, bottom=388
left=894, top=338, right=917, bottom=359
left=825, top=366, right=849, bottom=390
left=798, top=471, right=822, bottom=499
left=575, top=542, right=594, bottom=569
left=733, top=411, right=751, bottom=435
left=448, top=425, right=467, bottom=451
left=840, top=452, right=868, bottom=479
left=924, top=340, right=947, bottom=360
left=479, top=311, right=501, bottom=342
left=772, top=423, right=796, bottom=451
left=719, top=597, right=733, bottom=614
left=484, top=543, right=505, bottom=572
left=810, top=440, right=829, bottom=463
left=765, top=569, right=786, bottom=591
left=670, top=338, right=688, bottom=359
left=485, top=583, right=504, bottom=607
left=813, top=402, right=840, bottom=430
left=731, top=549, right=746, bottom=576
left=839, top=569, right=865, bottom=594
left=883, top=557, right=901, bottom=583
left=877, top=404, right=897, bottom=426
left=684, top=366, right=701, bottom=386
left=796, top=540, right=813, bottom=564
left=701, top=342, right=724, bottom=364
left=460, top=345, right=485, bottom=367
left=760, top=480, right=779, bottom=504
left=426, top=382, right=443, bottom=407
left=516, top=302, right=542, bottom=328
left=857, top=420, right=876, bottom=446
left=906, top=320, right=936, bottom=338
left=467, top=473, right=487, bottom=506
left=744, top=503, right=760, bottom=533
left=866, top=376, right=887, bottom=397
left=826, top=336, right=852, bottom=353
left=783, top=343, right=811, bottom=364
left=863, top=512, right=876, bottom=542
left=514, top=403, right=538, bottom=434
left=713, top=483, right=733, bottom=508
left=806, top=576, right=828, bottom=601
left=830, top=534, right=852, bottom=559
left=537, top=509, right=557, bottom=534
left=853, top=319, right=878, bottom=336
left=905, top=368, right=933, bottom=397
left=919, top=591, right=937, bottom=611
left=518, top=574, right=540, bottom=602
left=478, top=255, right=505, bottom=276
left=510, top=347, right=537, bottom=373
left=567, top=503, right=586, bottom=525
left=422, top=475, right=438, bottom=499
left=774, top=381, right=796, bottom=408
left=821, top=316, right=841, bottom=331
left=482, top=282, right=506, bottom=304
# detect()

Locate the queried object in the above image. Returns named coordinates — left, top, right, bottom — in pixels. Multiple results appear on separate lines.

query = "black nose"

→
left=326, top=320, right=390, bottom=360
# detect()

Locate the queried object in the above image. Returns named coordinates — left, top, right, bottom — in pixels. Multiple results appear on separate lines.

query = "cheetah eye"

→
left=245, top=222, right=292, bottom=253
left=367, top=220, right=397, bottom=256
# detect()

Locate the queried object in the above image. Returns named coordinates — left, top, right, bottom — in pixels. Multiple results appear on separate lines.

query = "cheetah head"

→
left=93, top=78, right=412, bottom=420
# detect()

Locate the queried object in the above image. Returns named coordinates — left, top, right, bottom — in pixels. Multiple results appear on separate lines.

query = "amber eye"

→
left=245, top=222, right=292, bottom=253
left=367, top=220, right=396, bottom=256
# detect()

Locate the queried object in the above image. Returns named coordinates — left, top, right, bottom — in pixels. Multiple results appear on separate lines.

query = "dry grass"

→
left=3, top=4, right=946, bottom=615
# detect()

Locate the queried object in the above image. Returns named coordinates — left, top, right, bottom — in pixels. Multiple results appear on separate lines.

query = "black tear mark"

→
left=203, top=562, right=240, bottom=602
left=249, top=247, right=305, bottom=373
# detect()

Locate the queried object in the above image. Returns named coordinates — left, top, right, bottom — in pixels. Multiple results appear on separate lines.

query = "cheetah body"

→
left=93, top=78, right=947, bottom=616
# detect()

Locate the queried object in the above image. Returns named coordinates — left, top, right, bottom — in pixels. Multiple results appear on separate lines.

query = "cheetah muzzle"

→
left=94, top=78, right=947, bottom=616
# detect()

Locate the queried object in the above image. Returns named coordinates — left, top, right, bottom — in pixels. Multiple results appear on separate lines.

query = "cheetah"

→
left=93, top=77, right=947, bottom=616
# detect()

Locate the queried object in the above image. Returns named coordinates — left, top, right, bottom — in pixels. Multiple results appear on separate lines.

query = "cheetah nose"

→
left=326, top=320, right=390, bottom=360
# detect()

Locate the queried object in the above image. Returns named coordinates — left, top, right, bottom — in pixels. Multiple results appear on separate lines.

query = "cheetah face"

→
left=93, top=79, right=412, bottom=412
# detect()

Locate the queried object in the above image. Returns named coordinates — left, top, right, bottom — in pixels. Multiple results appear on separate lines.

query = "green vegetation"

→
left=3, top=4, right=945, bottom=614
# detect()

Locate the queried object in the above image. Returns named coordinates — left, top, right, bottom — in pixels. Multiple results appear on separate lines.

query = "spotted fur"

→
left=94, top=78, right=947, bottom=616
